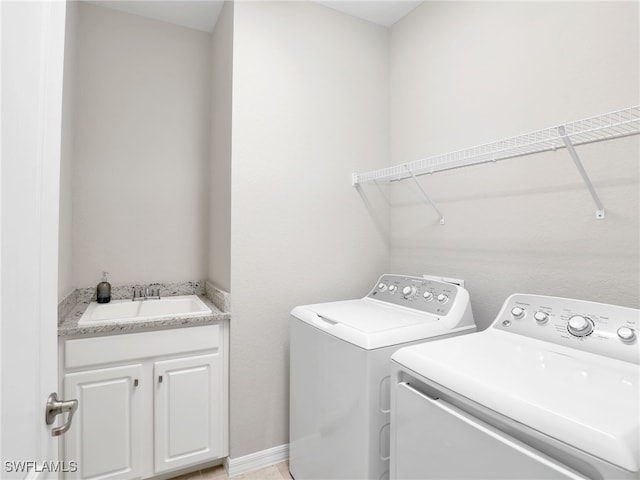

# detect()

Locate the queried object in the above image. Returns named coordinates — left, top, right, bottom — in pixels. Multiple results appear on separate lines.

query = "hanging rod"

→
left=352, top=105, right=639, bottom=221
left=352, top=106, right=639, bottom=184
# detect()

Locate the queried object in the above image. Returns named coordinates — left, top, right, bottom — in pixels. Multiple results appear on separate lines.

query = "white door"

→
left=63, top=365, right=143, bottom=480
left=154, top=353, right=221, bottom=474
left=1, top=1, right=67, bottom=478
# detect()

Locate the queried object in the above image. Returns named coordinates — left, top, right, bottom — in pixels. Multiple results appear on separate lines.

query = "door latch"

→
left=45, top=392, right=78, bottom=437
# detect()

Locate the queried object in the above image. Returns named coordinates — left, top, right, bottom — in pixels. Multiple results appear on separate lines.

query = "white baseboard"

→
left=224, top=443, right=289, bottom=477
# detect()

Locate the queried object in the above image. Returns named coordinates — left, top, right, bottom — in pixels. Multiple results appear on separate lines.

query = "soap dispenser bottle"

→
left=96, top=271, right=111, bottom=304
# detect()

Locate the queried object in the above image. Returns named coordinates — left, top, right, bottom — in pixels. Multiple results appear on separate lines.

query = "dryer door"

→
left=391, top=382, right=587, bottom=480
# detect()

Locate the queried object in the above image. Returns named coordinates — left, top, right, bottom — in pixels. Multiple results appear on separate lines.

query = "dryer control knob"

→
left=617, top=327, right=636, bottom=342
left=436, top=293, right=448, bottom=303
left=568, top=315, right=593, bottom=337
left=423, top=291, right=434, bottom=301
left=402, top=286, right=417, bottom=299
left=377, top=283, right=388, bottom=292
left=511, top=307, right=525, bottom=319
left=534, top=311, right=549, bottom=324
left=388, top=285, right=398, bottom=294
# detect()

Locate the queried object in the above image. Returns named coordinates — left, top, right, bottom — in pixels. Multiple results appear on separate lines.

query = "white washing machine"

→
left=289, top=274, right=476, bottom=480
left=390, top=294, right=639, bottom=480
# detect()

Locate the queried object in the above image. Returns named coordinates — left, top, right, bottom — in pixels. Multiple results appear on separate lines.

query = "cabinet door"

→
left=63, top=364, right=143, bottom=480
left=154, top=353, right=221, bottom=474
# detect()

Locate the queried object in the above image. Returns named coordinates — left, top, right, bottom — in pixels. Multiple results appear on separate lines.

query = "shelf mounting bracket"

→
left=406, top=166, right=445, bottom=225
left=558, top=126, right=605, bottom=219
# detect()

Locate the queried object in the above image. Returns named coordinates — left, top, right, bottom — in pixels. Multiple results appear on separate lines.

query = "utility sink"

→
left=78, top=295, right=212, bottom=326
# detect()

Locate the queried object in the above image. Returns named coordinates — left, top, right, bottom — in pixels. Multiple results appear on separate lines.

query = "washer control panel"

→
left=494, top=294, right=639, bottom=364
left=367, top=274, right=459, bottom=316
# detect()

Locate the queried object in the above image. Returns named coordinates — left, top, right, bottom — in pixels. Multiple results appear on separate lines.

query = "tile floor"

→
left=171, top=461, right=293, bottom=480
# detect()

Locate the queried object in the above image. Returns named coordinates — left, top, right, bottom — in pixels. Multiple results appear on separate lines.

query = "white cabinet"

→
left=60, top=324, right=228, bottom=480
left=64, top=365, right=143, bottom=480
left=154, top=353, right=222, bottom=473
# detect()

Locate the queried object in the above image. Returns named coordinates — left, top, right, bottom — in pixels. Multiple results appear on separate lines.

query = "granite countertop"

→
left=58, top=281, right=230, bottom=337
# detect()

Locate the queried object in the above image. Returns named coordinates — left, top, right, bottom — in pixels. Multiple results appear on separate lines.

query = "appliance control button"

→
left=388, top=285, right=398, bottom=294
left=436, top=293, right=448, bottom=303
left=502, top=320, right=512, bottom=327
left=567, top=315, right=593, bottom=337
left=377, top=282, right=388, bottom=292
left=402, top=285, right=417, bottom=299
left=617, top=327, right=636, bottom=342
left=511, top=307, right=525, bottom=319
left=423, top=291, right=433, bottom=301
left=534, top=311, right=549, bottom=324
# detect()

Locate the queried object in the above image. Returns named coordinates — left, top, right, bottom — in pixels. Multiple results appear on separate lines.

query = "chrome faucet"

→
left=132, top=286, right=144, bottom=301
left=132, top=285, right=161, bottom=301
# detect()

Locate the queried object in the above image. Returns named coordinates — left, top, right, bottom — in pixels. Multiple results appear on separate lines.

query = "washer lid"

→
left=291, top=298, right=473, bottom=350
left=392, top=330, right=640, bottom=473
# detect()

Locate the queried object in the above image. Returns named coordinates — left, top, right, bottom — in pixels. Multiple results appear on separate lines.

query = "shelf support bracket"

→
left=558, top=126, right=605, bottom=219
left=406, top=167, right=445, bottom=225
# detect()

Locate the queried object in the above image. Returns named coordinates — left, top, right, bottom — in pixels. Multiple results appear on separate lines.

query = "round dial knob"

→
left=567, top=315, right=593, bottom=337
left=436, top=293, right=448, bottom=303
left=377, top=282, right=388, bottom=292
left=388, top=285, right=398, bottom=294
left=534, top=311, right=549, bottom=324
left=511, top=307, right=525, bottom=319
left=423, top=291, right=434, bottom=301
left=617, top=327, right=636, bottom=342
left=402, top=285, right=417, bottom=299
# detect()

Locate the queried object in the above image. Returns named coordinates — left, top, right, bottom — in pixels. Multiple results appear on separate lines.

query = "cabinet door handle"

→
left=134, top=378, right=139, bottom=387
left=158, top=375, right=163, bottom=383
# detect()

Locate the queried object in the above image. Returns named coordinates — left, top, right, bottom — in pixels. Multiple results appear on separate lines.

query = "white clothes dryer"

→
left=390, top=294, right=639, bottom=480
left=289, top=274, right=476, bottom=480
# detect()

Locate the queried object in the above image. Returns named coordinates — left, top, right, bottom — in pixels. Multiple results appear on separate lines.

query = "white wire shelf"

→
left=352, top=106, right=639, bottom=222
left=352, top=106, right=639, bottom=185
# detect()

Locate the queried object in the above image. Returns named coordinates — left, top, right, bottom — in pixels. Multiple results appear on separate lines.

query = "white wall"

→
left=71, top=3, right=212, bottom=288
left=209, top=1, right=233, bottom=293
left=229, top=1, right=390, bottom=457
left=388, top=1, right=640, bottom=329
left=58, top=0, right=78, bottom=300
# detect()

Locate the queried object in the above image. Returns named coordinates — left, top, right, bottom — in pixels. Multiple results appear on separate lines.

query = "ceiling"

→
left=86, top=1, right=423, bottom=33
left=314, top=1, right=422, bottom=27
left=86, top=1, right=224, bottom=32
